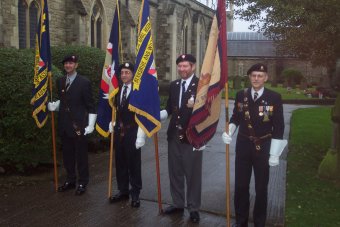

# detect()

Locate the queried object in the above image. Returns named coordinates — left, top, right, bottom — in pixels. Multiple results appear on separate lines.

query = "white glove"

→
left=160, top=110, right=168, bottom=121
left=193, top=145, right=206, bottom=151
left=135, top=127, right=146, bottom=149
left=269, top=139, right=288, bottom=166
left=47, top=100, right=60, bottom=111
left=84, top=113, right=97, bottom=135
left=108, top=121, right=115, bottom=133
left=222, top=123, right=237, bottom=144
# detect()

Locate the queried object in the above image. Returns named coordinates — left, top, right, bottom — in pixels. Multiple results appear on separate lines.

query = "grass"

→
left=227, top=82, right=317, bottom=100
left=286, top=107, right=340, bottom=226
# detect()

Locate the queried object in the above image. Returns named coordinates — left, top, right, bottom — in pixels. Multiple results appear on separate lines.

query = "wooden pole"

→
left=108, top=107, right=116, bottom=198
left=48, top=73, right=58, bottom=192
left=225, top=83, right=230, bottom=227
left=153, top=133, right=163, bottom=213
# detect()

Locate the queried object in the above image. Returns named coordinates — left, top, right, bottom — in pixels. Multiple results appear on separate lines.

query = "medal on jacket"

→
left=263, top=106, right=270, bottom=122
left=259, top=106, right=264, bottom=116
left=187, top=95, right=195, bottom=108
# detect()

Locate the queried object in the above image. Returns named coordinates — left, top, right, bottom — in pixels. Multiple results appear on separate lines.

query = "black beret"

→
left=62, top=55, right=78, bottom=64
left=247, top=63, right=267, bottom=75
left=176, top=54, right=196, bottom=65
left=119, top=62, right=134, bottom=72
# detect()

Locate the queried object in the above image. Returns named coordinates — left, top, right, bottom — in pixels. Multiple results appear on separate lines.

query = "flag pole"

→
left=48, top=72, right=58, bottom=192
left=225, top=84, right=230, bottom=227
left=108, top=107, right=116, bottom=198
left=153, top=133, right=163, bottom=213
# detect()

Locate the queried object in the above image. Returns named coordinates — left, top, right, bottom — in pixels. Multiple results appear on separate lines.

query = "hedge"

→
left=0, top=46, right=106, bottom=172
left=0, top=48, right=62, bottom=171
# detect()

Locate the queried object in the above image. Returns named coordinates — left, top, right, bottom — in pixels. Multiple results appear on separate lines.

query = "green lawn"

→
left=286, top=107, right=340, bottom=226
left=227, top=82, right=316, bottom=100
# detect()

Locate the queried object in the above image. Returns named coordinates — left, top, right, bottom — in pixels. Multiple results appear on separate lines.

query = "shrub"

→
left=0, top=48, right=62, bottom=171
left=281, top=68, right=304, bottom=88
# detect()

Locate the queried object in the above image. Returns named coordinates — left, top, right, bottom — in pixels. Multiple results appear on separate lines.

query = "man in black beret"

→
left=108, top=62, right=146, bottom=208
left=222, top=63, right=286, bottom=227
left=48, top=54, right=96, bottom=195
left=160, top=54, right=203, bottom=223
left=62, top=55, right=78, bottom=64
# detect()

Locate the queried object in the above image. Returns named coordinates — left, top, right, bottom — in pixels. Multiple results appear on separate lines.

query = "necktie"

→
left=65, top=77, right=71, bottom=91
left=254, top=92, right=258, bottom=101
left=121, top=85, right=128, bottom=107
left=180, top=81, right=186, bottom=107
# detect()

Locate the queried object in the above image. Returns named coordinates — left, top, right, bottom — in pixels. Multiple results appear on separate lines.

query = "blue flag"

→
left=95, top=0, right=121, bottom=137
left=128, top=0, right=161, bottom=137
left=31, top=0, right=51, bottom=128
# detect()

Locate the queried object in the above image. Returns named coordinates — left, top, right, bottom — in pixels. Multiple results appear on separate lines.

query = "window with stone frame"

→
left=182, top=10, right=191, bottom=54
left=90, top=0, right=104, bottom=49
left=18, top=0, right=40, bottom=49
left=183, top=25, right=188, bottom=54
left=198, top=17, right=206, bottom=68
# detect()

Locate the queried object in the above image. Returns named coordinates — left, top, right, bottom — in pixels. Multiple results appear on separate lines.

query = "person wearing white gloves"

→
left=108, top=62, right=145, bottom=208
left=161, top=54, right=202, bottom=224
left=47, top=55, right=96, bottom=195
left=222, top=63, right=285, bottom=227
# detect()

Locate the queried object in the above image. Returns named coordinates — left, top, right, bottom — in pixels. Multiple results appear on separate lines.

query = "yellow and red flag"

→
left=186, top=0, right=227, bottom=148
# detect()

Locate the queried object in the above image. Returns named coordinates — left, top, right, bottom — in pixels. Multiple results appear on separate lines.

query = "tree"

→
left=230, top=0, right=340, bottom=76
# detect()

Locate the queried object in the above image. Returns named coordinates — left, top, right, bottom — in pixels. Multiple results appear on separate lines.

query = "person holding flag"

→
left=48, top=55, right=96, bottom=195
left=222, top=63, right=286, bottom=227
left=127, top=0, right=163, bottom=212
left=160, top=54, right=202, bottom=223
left=108, top=62, right=146, bottom=208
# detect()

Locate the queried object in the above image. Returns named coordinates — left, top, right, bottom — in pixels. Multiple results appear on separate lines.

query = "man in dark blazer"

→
left=48, top=55, right=96, bottom=195
left=160, top=54, right=203, bottom=223
left=108, top=62, right=146, bottom=208
left=222, top=63, right=286, bottom=227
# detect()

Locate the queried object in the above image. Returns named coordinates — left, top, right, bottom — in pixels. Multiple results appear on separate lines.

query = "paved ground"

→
left=0, top=103, right=317, bottom=227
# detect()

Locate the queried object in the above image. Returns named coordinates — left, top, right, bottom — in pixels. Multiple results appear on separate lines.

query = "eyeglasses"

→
left=250, top=73, right=266, bottom=79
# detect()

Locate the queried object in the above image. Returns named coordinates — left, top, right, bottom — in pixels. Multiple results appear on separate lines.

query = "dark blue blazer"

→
left=230, top=87, right=284, bottom=140
left=165, top=75, right=199, bottom=141
left=56, top=74, right=95, bottom=137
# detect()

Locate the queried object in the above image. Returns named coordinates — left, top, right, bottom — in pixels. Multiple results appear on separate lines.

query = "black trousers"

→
left=61, top=134, right=89, bottom=185
left=115, top=135, right=142, bottom=199
left=234, top=138, right=271, bottom=227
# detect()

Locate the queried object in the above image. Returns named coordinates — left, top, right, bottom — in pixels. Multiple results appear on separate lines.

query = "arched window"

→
left=182, top=10, right=191, bottom=54
left=90, top=0, right=104, bottom=49
left=17, top=0, right=40, bottom=49
left=18, top=0, right=27, bottom=49
left=198, top=17, right=206, bottom=67
left=29, top=2, right=39, bottom=48
left=183, top=25, right=188, bottom=53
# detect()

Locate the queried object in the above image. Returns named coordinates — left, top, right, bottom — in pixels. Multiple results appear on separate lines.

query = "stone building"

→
left=0, top=0, right=236, bottom=83
left=227, top=32, right=326, bottom=85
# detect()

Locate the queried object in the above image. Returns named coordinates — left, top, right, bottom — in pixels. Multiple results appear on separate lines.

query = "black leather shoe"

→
left=109, top=192, right=129, bottom=203
left=57, top=182, right=76, bottom=192
left=75, top=184, right=86, bottom=195
left=131, top=199, right=140, bottom=208
left=163, top=205, right=184, bottom=215
left=190, top=211, right=200, bottom=223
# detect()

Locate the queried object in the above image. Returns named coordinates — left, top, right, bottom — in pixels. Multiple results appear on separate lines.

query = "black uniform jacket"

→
left=56, top=74, right=95, bottom=137
left=114, top=85, right=138, bottom=140
left=165, top=75, right=199, bottom=141
left=230, top=87, right=284, bottom=141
